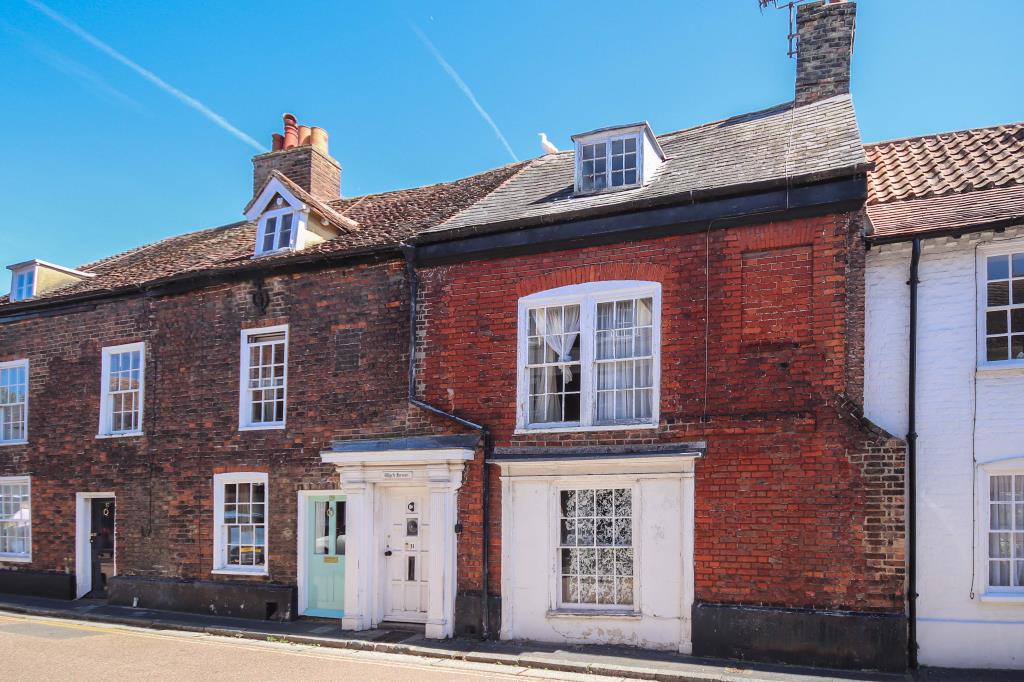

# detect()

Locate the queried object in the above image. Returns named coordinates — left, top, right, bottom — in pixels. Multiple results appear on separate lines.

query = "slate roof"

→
left=2, top=94, right=869, bottom=310
left=420, top=94, right=868, bottom=242
left=865, top=122, right=1024, bottom=241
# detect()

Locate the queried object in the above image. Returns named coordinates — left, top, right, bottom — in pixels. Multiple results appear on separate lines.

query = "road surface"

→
left=0, top=611, right=617, bottom=681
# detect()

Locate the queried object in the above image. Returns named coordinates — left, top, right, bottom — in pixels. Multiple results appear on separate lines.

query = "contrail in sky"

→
left=24, top=0, right=265, bottom=151
left=410, top=23, right=518, bottom=162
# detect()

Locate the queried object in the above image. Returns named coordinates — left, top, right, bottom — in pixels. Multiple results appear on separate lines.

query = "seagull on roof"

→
left=538, top=132, right=559, bottom=155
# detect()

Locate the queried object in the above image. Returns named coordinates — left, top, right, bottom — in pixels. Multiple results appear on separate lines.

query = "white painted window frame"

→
left=255, top=207, right=304, bottom=257
left=212, top=471, right=269, bottom=576
left=516, top=281, right=661, bottom=433
left=977, top=239, right=1024, bottom=370
left=98, top=342, right=145, bottom=438
left=976, top=457, right=1024, bottom=601
left=0, top=475, right=31, bottom=562
left=550, top=479, right=640, bottom=613
left=239, top=324, right=289, bottom=431
left=9, top=267, right=36, bottom=302
left=0, top=359, right=29, bottom=446
left=574, top=132, right=644, bottom=196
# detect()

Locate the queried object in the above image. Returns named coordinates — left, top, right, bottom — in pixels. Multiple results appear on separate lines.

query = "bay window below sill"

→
left=546, top=609, right=641, bottom=620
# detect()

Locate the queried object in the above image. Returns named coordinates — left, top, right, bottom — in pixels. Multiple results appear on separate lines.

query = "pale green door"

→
left=305, top=495, right=346, bottom=617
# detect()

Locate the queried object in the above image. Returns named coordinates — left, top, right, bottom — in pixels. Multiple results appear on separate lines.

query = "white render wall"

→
left=865, top=229, right=1024, bottom=670
left=498, top=458, right=695, bottom=652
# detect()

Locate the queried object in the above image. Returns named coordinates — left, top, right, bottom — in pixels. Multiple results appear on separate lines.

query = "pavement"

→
left=0, top=593, right=1014, bottom=681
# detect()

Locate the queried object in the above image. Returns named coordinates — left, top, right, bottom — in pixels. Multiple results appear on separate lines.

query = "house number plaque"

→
left=383, top=470, right=413, bottom=481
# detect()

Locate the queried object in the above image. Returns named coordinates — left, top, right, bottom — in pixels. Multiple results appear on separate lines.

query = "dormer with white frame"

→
left=571, top=122, right=665, bottom=196
left=243, top=171, right=357, bottom=258
left=6, top=259, right=95, bottom=302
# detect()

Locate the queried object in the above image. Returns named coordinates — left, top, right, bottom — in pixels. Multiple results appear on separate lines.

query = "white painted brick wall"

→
left=865, top=230, right=1024, bottom=670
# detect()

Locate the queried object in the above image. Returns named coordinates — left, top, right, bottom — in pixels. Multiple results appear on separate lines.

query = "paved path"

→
left=0, top=611, right=617, bottom=682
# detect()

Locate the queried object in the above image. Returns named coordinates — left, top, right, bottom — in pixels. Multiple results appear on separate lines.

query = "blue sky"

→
left=1, top=0, right=1022, bottom=293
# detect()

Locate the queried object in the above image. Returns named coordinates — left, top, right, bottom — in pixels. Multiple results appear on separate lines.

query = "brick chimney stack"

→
left=795, top=0, right=856, bottom=107
left=252, top=114, right=341, bottom=200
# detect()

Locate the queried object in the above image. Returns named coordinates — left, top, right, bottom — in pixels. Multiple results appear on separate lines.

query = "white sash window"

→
left=518, top=281, right=660, bottom=432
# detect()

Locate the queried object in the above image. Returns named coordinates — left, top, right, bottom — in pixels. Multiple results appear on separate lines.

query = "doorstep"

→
left=0, top=592, right=907, bottom=682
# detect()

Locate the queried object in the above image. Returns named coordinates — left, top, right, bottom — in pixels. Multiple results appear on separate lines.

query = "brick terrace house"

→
left=0, top=0, right=907, bottom=671
left=864, top=123, right=1024, bottom=670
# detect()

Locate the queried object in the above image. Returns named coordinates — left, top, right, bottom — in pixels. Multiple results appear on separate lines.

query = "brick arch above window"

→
left=515, top=263, right=669, bottom=299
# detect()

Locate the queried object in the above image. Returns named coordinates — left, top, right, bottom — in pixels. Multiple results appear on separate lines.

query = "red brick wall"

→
left=418, top=212, right=905, bottom=613
left=0, top=261, right=456, bottom=587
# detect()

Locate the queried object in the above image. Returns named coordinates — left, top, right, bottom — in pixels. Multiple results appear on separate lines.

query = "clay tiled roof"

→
left=0, top=162, right=526, bottom=307
left=865, top=122, right=1024, bottom=240
left=421, top=94, right=867, bottom=241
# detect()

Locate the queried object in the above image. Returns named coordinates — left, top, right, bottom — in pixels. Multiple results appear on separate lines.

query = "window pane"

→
left=992, top=504, right=1012, bottom=530
left=988, top=281, right=1010, bottom=307
left=1014, top=280, right=1024, bottom=306
left=314, top=501, right=328, bottom=555
left=990, top=532, right=1012, bottom=558
left=262, top=218, right=277, bottom=253
left=992, top=475, right=1014, bottom=502
left=988, top=255, right=1009, bottom=280
left=278, top=213, right=293, bottom=248
left=988, top=310, right=1009, bottom=335
left=1013, top=335, right=1024, bottom=361
left=987, top=336, right=1009, bottom=362
left=990, top=560, right=1010, bottom=587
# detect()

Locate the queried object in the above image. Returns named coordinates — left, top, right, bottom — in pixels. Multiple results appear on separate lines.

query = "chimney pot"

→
left=271, top=133, right=284, bottom=152
left=298, top=125, right=311, bottom=147
left=310, top=127, right=329, bottom=155
left=283, top=113, right=299, bottom=149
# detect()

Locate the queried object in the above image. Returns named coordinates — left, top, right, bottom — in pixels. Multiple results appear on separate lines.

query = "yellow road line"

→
left=0, top=611, right=547, bottom=680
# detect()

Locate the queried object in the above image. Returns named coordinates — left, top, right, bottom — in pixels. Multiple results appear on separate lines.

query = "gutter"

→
left=400, top=244, right=494, bottom=641
left=866, top=216, right=1024, bottom=247
left=906, top=237, right=921, bottom=669
left=413, top=166, right=872, bottom=248
left=0, top=243, right=401, bottom=322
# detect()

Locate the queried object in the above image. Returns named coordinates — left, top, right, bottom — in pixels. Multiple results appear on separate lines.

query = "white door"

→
left=382, top=487, right=429, bottom=622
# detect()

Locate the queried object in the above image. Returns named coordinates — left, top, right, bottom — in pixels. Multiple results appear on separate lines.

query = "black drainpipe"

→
left=906, top=237, right=921, bottom=669
left=401, top=245, right=494, bottom=640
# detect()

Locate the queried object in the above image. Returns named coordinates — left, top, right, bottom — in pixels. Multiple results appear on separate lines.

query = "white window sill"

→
left=211, top=568, right=268, bottom=577
left=0, top=555, right=32, bottom=564
left=96, top=431, right=144, bottom=439
left=516, top=422, right=657, bottom=435
left=976, top=364, right=1024, bottom=378
left=546, top=608, right=641, bottom=620
left=251, top=248, right=295, bottom=259
left=0, top=440, right=28, bottom=447
left=239, top=423, right=286, bottom=432
left=979, top=592, right=1024, bottom=604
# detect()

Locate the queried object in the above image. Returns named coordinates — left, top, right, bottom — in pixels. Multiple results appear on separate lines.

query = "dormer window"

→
left=572, top=123, right=665, bottom=197
left=7, top=260, right=94, bottom=302
left=244, top=172, right=357, bottom=259
left=10, top=269, right=35, bottom=302
left=257, top=209, right=297, bottom=256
